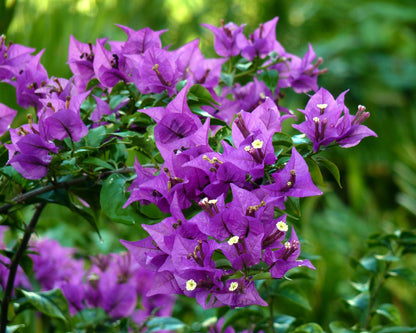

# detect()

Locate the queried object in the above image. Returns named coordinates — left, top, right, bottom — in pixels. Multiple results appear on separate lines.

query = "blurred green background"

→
left=1, top=0, right=416, bottom=329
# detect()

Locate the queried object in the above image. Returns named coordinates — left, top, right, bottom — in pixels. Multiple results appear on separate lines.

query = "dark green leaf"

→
left=83, top=126, right=108, bottom=148
left=375, top=303, right=402, bottom=325
left=176, top=79, right=188, bottom=92
left=277, top=284, right=311, bottom=311
left=305, top=157, right=325, bottom=187
left=100, top=173, right=144, bottom=224
left=222, top=308, right=264, bottom=333
left=188, top=84, right=218, bottom=107
left=315, top=156, right=342, bottom=188
left=16, top=289, right=71, bottom=327
left=82, top=157, right=115, bottom=171
left=259, top=69, right=279, bottom=94
left=388, top=267, right=416, bottom=285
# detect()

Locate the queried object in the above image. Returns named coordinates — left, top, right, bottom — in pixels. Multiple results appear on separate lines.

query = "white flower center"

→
left=228, top=235, right=240, bottom=245
left=229, top=281, right=239, bottom=291
left=186, top=279, right=197, bottom=291
left=251, top=139, right=263, bottom=149
left=276, top=221, right=288, bottom=232
left=316, top=103, right=328, bottom=109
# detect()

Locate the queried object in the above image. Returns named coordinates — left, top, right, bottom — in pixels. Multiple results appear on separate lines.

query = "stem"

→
left=0, top=202, right=46, bottom=333
left=0, top=166, right=139, bottom=214
left=362, top=261, right=392, bottom=331
left=266, top=281, right=276, bottom=333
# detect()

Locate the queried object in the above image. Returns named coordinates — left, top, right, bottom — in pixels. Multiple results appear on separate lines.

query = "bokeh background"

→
left=1, top=0, right=416, bottom=329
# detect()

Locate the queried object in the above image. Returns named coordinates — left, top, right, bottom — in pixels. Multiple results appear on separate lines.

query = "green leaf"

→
left=83, top=126, right=108, bottom=148
left=375, top=303, right=402, bottom=325
left=373, top=327, right=416, bottom=333
left=292, top=323, right=325, bottom=333
left=222, top=308, right=264, bottom=333
left=274, top=314, right=296, bottom=333
left=277, top=284, right=311, bottom=311
left=100, top=173, right=144, bottom=224
left=220, top=72, right=234, bottom=87
left=329, top=321, right=356, bottom=333
left=82, top=157, right=115, bottom=171
left=176, top=79, right=188, bottom=92
left=146, top=317, right=186, bottom=332
left=350, top=280, right=370, bottom=292
left=188, top=84, right=218, bottom=107
left=305, top=157, right=325, bottom=187
left=235, top=60, right=252, bottom=71
left=16, top=289, right=71, bottom=327
left=315, top=156, right=342, bottom=188
left=346, top=292, right=370, bottom=311
left=374, top=254, right=399, bottom=262
left=6, top=325, right=25, bottom=333
left=259, top=69, right=279, bottom=94
left=360, top=256, right=379, bottom=273
left=388, top=267, right=416, bottom=285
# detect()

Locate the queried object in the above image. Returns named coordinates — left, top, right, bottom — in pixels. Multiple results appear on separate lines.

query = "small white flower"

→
left=228, top=235, right=239, bottom=245
left=186, top=279, right=197, bottom=291
left=276, top=221, right=288, bottom=232
left=229, top=281, right=239, bottom=291
left=251, top=139, right=263, bottom=149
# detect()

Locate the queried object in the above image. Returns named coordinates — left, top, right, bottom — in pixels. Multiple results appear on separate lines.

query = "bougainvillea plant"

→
left=0, top=17, right=377, bottom=332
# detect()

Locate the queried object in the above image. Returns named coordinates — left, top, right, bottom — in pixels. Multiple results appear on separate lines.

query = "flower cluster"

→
left=121, top=91, right=320, bottom=308
left=0, top=16, right=377, bottom=315
left=0, top=228, right=175, bottom=323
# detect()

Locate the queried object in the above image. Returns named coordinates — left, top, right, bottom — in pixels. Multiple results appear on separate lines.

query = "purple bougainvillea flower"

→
left=293, top=88, right=376, bottom=151
left=293, top=87, right=345, bottom=152
left=8, top=153, right=51, bottom=179
left=335, top=104, right=377, bottom=148
left=0, top=103, right=17, bottom=137
left=202, top=21, right=248, bottom=58
left=0, top=35, right=35, bottom=81
left=212, top=278, right=268, bottom=308
left=241, top=17, right=285, bottom=60
left=68, top=35, right=100, bottom=91
left=130, top=46, right=179, bottom=96
left=0, top=227, right=31, bottom=292
left=261, top=147, right=322, bottom=205
left=93, top=38, right=130, bottom=88
left=14, top=50, right=48, bottom=109
left=276, top=44, right=326, bottom=94
left=117, top=25, right=167, bottom=55
left=184, top=42, right=226, bottom=88
left=263, top=226, right=315, bottom=278
left=39, top=91, right=89, bottom=142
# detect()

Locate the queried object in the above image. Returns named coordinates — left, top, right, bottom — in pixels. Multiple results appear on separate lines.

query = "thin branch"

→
left=0, top=202, right=46, bottom=333
left=0, top=167, right=137, bottom=214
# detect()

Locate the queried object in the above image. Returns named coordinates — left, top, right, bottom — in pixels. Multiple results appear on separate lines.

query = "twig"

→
left=0, top=167, right=136, bottom=214
left=0, top=202, right=46, bottom=332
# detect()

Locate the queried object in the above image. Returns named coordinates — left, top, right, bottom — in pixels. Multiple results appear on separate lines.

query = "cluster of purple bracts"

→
left=0, top=228, right=175, bottom=322
left=1, top=17, right=377, bottom=310
left=121, top=85, right=320, bottom=308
